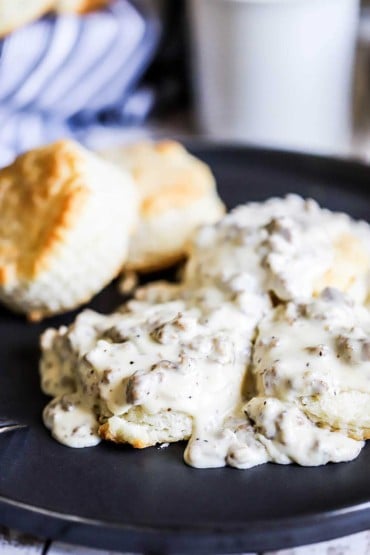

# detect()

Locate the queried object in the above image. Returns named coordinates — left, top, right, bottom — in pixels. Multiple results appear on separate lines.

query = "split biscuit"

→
left=41, top=301, right=197, bottom=448
left=100, top=140, right=225, bottom=273
left=41, top=294, right=249, bottom=451
left=99, top=407, right=192, bottom=449
left=0, top=139, right=137, bottom=320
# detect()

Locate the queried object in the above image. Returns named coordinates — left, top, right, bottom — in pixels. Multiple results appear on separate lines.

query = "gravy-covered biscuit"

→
left=253, top=289, right=370, bottom=440
left=100, top=140, right=225, bottom=272
left=39, top=194, right=370, bottom=470
left=184, top=195, right=370, bottom=304
left=41, top=289, right=254, bottom=462
left=0, top=139, right=137, bottom=320
left=40, top=279, right=363, bottom=468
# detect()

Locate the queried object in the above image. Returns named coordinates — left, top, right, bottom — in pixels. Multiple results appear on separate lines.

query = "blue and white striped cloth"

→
left=0, top=0, right=160, bottom=166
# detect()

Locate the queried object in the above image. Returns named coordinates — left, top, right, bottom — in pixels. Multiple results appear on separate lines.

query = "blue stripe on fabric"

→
left=83, top=0, right=161, bottom=115
left=0, top=0, right=161, bottom=162
left=0, top=20, right=54, bottom=105
left=15, top=16, right=83, bottom=109
left=41, top=14, right=122, bottom=115
left=0, top=27, right=45, bottom=99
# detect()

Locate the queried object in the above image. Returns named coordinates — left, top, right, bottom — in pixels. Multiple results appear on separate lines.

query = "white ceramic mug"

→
left=188, top=0, right=360, bottom=154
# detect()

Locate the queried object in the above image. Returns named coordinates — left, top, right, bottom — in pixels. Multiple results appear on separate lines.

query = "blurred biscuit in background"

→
left=100, top=140, right=225, bottom=273
left=0, top=139, right=137, bottom=320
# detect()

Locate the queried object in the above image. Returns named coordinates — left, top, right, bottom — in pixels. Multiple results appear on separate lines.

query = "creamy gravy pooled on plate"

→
left=40, top=195, right=370, bottom=468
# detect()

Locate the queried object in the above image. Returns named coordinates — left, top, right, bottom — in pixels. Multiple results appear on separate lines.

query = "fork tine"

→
left=0, top=423, right=28, bottom=434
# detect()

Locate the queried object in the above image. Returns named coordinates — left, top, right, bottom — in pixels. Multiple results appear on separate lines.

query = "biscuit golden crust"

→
left=125, top=140, right=215, bottom=217
left=0, top=141, right=89, bottom=284
left=100, top=140, right=225, bottom=272
left=98, top=408, right=193, bottom=449
left=305, top=415, right=370, bottom=442
left=0, top=139, right=138, bottom=319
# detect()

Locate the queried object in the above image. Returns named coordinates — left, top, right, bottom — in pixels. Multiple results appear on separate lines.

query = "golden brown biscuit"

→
left=0, top=139, right=137, bottom=320
left=100, top=140, right=225, bottom=272
left=99, top=408, right=192, bottom=449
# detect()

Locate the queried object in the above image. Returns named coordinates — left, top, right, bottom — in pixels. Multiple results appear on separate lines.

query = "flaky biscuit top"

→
left=0, top=141, right=94, bottom=284
left=0, top=139, right=137, bottom=287
left=102, top=140, right=221, bottom=217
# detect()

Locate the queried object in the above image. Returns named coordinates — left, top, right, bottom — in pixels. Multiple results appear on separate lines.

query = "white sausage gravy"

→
left=40, top=195, right=370, bottom=468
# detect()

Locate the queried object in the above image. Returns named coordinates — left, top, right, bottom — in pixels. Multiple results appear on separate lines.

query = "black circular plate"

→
left=0, top=143, right=370, bottom=554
